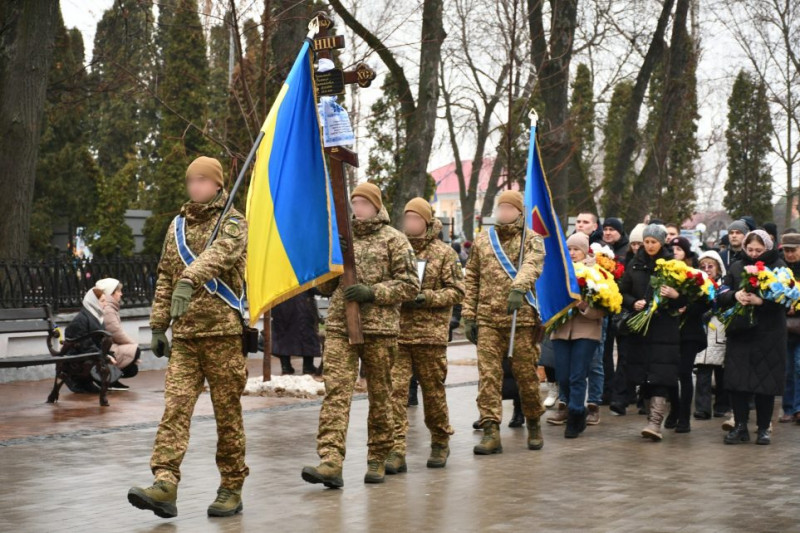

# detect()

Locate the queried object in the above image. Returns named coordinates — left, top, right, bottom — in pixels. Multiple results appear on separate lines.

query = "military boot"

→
left=364, top=460, right=386, bottom=484
left=427, top=444, right=450, bottom=468
left=207, top=487, right=243, bottom=517
left=473, top=421, right=503, bottom=455
left=384, top=451, right=407, bottom=475
left=127, top=480, right=178, bottom=519
left=527, top=417, right=544, bottom=450
left=301, top=462, right=344, bottom=489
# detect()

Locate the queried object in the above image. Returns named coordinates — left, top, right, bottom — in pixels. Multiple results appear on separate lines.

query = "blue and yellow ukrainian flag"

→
left=524, top=119, right=580, bottom=327
left=246, top=40, right=343, bottom=325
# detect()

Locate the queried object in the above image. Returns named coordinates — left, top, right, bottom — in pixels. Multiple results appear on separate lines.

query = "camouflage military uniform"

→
left=391, top=218, right=464, bottom=455
left=316, top=206, right=419, bottom=466
left=148, top=190, right=249, bottom=489
left=463, top=217, right=546, bottom=426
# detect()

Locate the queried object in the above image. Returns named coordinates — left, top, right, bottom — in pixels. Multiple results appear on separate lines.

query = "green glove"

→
left=507, top=289, right=525, bottom=314
left=343, top=284, right=375, bottom=303
left=464, top=318, right=478, bottom=345
left=404, top=293, right=427, bottom=309
left=170, top=279, right=194, bottom=319
left=151, top=330, right=171, bottom=358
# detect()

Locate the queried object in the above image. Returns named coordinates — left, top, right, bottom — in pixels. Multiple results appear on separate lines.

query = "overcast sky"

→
left=61, top=2, right=784, bottom=213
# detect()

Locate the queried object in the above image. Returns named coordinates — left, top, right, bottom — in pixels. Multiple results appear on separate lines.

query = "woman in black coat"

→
left=270, top=291, right=322, bottom=375
left=64, top=287, right=122, bottom=392
left=665, top=237, right=708, bottom=434
left=620, top=224, right=686, bottom=441
left=718, top=230, right=786, bottom=445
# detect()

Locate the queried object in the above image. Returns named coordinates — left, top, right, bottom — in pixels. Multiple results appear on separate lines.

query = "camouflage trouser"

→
left=391, top=344, right=454, bottom=454
left=477, top=325, right=544, bottom=425
left=150, top=335, right=249, bottom=489
left=317, top=334, right=395, bottom=466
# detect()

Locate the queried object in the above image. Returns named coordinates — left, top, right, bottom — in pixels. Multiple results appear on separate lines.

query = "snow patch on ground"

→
left=243, top=374, right=325, bottom=398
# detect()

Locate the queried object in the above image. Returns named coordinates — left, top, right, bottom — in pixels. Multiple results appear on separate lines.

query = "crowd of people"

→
left=51, top=155, right=793, bottom=518
left=556, top=212, right=794, bottom=446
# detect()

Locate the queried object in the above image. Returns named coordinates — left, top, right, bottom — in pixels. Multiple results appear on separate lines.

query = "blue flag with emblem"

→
left=524, top=117, right=580, bottom=327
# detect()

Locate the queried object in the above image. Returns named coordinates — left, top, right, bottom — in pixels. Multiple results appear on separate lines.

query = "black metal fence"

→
left=0, top=254, right=159, bottom=313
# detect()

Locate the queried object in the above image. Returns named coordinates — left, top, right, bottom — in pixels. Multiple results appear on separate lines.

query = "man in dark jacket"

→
left=574, top=212, right=604, bottom=245
left=780, top=233, right=800, bottom=423
left=602, top=217, right=630, bottom=263
left=720, top=220, right=748, bottom=268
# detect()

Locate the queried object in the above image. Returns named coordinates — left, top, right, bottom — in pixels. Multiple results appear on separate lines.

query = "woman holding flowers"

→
left=718, top=230, right=786, bottom=445
left=620, top=224, right=687, bottom=441
left=550, top=233, right=618, bottom=438
left=665, top=237, right=707, bottom=434
left=693, top=251, right=730, bottom=420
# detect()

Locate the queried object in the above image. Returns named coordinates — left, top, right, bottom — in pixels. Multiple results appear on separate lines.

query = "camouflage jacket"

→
left=463, top=217, right=545, bottom=328
left=319, top=207, right=419, bottom=337
left=399, top=218, right=465, bottom=345
left=150, top=190, right=247, bottom=339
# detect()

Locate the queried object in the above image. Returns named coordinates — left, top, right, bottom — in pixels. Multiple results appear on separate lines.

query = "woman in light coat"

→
left=693, top=251, right=729, bottom=420
left=96, top=278, right=141, bottom=389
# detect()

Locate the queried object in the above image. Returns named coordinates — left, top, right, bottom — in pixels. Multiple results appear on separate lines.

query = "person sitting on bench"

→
left=63, top=287, right=122, bottom=393
left=96, top=278, right=141, bottom=390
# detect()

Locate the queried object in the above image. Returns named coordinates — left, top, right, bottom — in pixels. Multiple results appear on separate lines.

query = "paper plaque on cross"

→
left=318, top=97, right=355, bottom=147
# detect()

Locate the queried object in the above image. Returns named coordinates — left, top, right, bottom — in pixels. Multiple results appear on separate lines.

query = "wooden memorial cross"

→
left=311, top=12, right=376, bottom=345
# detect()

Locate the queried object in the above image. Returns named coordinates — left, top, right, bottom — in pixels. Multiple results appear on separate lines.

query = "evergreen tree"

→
left=724, top=70, right=774, bottom=222
left=207, top=20, right=232, bottom=154
left=142, top=0, right=211, bottom=254
left=600, top=80, right=636, bottom=217
left=31, top=13, right=101, bottom=257
left=89, top=0, right=157, bottom=187
left=86, top=156, right=137, bottom=256
left=568, top=63, right=597, bottom=214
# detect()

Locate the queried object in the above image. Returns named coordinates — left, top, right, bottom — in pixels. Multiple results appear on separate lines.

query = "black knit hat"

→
left=602, top=217, right=624, bottom=234
left=669, top=236, right=694, bottom=259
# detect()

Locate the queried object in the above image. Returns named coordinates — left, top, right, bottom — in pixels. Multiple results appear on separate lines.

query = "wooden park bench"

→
left=0, top=306, right=114, bottom=406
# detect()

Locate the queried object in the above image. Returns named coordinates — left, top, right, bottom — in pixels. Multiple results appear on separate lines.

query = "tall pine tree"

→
left=724, top=70, right=774, bottom=222
left=600, top=80, right=636, bottom=217
left=31, top=12, right=101, bottom=257
left=142, top=0, right=211, bottom=254
left=568, top=63, right=597, bottom=214
left=89, top=0, right=156, bottom=187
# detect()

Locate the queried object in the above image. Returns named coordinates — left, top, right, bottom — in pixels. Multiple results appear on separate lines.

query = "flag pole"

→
left=507, top=108, right=539, bottom=358
left=204, top=18, right=321, bottom=250
left=205, top=130, right=265, bottom=249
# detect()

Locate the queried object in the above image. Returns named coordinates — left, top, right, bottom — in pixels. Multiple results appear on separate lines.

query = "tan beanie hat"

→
left=496, top=190, right=524, bottom=214
left=350, top=182, right=382, bottom=211
left=404, top=197, right=433, bottom=224
left=566, top=232, right=590, bottom=255
left=186, top=156, right=224, bottom=188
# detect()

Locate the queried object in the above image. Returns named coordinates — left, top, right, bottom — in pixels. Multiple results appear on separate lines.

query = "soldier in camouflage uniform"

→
left=128, top=156, right=249, bottom=519
left=463, top=190, right=547, bottom=454
left=301, top=182, right=419, bottom=488
left=385, top=198, right=464, bottom=473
